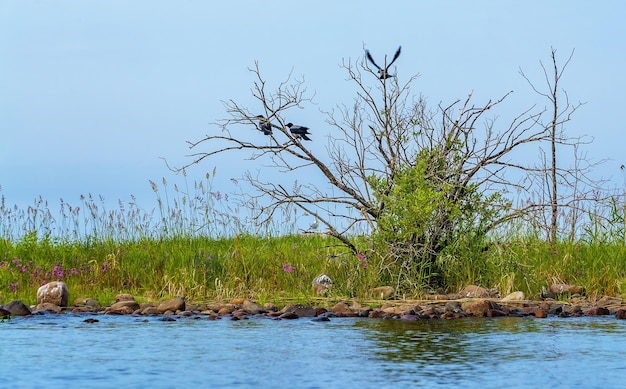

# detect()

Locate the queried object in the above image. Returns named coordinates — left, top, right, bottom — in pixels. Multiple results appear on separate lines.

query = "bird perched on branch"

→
left=253, top=115, right=272, bottom=135
left=365, top=46, right=402, bottom=79
left=286, top=123, right=312, bottom=141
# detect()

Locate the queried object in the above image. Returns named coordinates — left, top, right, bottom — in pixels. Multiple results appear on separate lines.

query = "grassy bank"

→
left=2, top=232, right=626, bottom=306
left=2, top=180, right=626, bottom=306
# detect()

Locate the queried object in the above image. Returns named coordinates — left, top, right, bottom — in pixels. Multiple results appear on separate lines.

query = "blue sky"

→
left=1, top=1, right=625, bottom=230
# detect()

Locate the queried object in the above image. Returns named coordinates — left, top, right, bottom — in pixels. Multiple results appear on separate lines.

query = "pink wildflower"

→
left=282, top=263, right=295, bottom=273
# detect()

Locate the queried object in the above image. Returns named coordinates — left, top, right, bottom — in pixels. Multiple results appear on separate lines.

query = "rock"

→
left=332, top=302, right=357, bottom=317
left=486, top=309, right=507, bottom=317
left=283, top=305, right=318, bottom=318
left=277, top=311, right=299, bottom=320
left=107, top=300, right=140, bottom=313
left=368, top=310, right=386, bottom=319
left=242, top=300, right=266, bottom=315
left=231, top=309, right=249, bottom=318
left=444, top=301, right=463, bottom=312
left=311, top=316, right=330, bottom=322
left=36, top=302, right=63, bottom=313
left=4, top=300, right=32, bottom=316
left=371, top=286, right=395, bottom=299
left=418, top=306, right=443, bottom=318
left=382, top=305, right=404, bottom=316
left=534, top=309, right=548, bottom=318
left=501, top=291, right=526, bottom=301
left=582, top=306, right=610, bottom=316
left=140, top=306, right=160, bottom=315
left=83, top=318, right=99, bottom=323
left=217, top=305, right=237, bottom=316
left=596, top=296, right=622, bottom=306
left=74, top=297, right=101, bottom=308
left=565, top=305, right=583, bottom=315
left=231, top=298, right=245, bottom=305
left=115, top=293, right=135, bottom=302
left=616, top=309, right=626, bottom=319
left=157, top=297, right=186, bottom=314
left=548, top=284, right=585, bottom=295
left=507, top=308, right=528, bottom=317
left=398, top=314, right=418, bottom=321
left=312, top=274, right=333, bottom=295
left=0, top=307, right=11, bottom=317
left=461, top=299, right=499, bottom=317
left=458, top=285, right=498, bottom=298
left=37, top=281, right=69, bottom=307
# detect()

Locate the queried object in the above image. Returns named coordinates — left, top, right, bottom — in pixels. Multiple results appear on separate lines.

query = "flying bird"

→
left=286, top=123, right=312, bottom=141
left=365, top=46, right=402, bottom=79
left=253, top=115, right=272, bottom=135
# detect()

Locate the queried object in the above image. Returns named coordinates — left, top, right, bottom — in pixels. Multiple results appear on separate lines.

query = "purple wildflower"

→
left=52, top=264, right=65, bottom=279
left=357, top=253, right=367, bottom=268
left=282, top=263, right=295, bottom=273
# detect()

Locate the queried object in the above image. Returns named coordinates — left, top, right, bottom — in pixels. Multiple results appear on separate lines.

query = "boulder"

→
left=37, top=281, right=69, bottom=307
left=74, top=297, right=101, bottom=308
left=312, top=274, right=333, bottom=295
left=615, top=309, right=626, bottom=320
left=582, top=306, right=610, bottom=316
left=331, top=302, right=357, bottom=317
left=458, top=285, right=498, bottom=298
left=157, top=297, right=186, bottom=313
left=140, top=306, right=160, bottom=315
left=548, top=284, right=585, bottom=296
left=461, top=299, right=500, bottom=317
left=242, top=300, right=266, bottom=315
left=107, top=300, right=140, bottom=313
left=277, top=311, right=299, bottom=320
left=36, top=302, right=63, bottom=313
left=501, top=291, right=526, bottom=301
left=217, top=305, right=237, bottom=316
left=400, top=314, right=420, bottom=321
left=115, top=294, right=135, bottom=302
left=4, top=300, right=32, bottom=316
left=283, top=305, right=317, bottom=317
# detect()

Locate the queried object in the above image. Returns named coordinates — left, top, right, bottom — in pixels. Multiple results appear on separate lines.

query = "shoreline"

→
left=3, top=293, right=626, bottom=321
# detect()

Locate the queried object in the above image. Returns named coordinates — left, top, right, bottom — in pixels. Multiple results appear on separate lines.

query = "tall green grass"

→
left=2, top=176, right=626, bottom=306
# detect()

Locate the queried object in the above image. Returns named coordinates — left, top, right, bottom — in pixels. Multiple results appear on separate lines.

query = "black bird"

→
left=254, top=115, right=272, bottom=135
left=365, top=46, right=402, bottom=79
left=286, top=123, right=312, bottom=141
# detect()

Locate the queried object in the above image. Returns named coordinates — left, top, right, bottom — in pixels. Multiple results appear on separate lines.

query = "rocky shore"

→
left=1, top=281, right=626, bottom=322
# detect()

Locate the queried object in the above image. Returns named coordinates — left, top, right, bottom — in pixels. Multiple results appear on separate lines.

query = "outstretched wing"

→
left=387, top=46, right=402, bottom=69
left=365, top=50, right=382, bottom=71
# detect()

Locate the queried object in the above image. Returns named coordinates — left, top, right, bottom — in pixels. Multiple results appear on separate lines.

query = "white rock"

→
left=37, top=281, right=70, bottom=307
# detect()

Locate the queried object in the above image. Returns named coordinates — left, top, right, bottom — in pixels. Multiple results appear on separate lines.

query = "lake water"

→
left=2, top=313, right=625, bottom=388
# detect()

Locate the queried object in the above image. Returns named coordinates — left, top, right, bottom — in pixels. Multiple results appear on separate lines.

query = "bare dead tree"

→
left=520, top=47, right=606, bottom=244
left=176, top=48, right=601, bottom=291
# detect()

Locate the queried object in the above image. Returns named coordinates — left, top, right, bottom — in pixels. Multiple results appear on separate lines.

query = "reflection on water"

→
left=356, top=317, right=626, bottom=388
left=2, top=314, right=625, bottom=388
